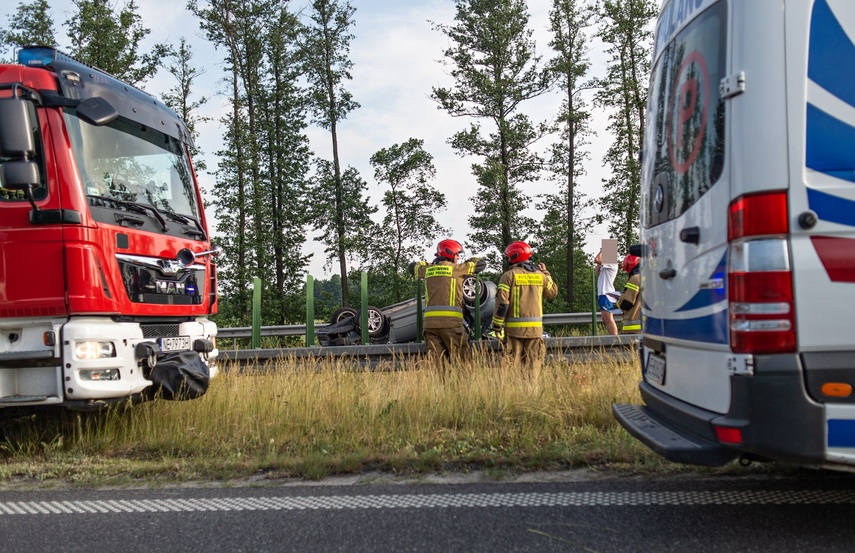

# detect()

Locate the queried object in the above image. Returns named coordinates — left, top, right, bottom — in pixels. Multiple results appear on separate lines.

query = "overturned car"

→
left=317, top=276, right=497, bottom=346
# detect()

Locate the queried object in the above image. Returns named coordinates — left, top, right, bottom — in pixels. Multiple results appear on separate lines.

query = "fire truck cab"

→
left=0, top=47, right=218, bottom=409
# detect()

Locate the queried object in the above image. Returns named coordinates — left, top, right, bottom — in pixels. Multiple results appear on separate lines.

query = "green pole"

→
left=305, top=275, right=315, bottom=347
left=416, top=279, right=423, bottom=343
left=361, top=271, right=369, bottom=345
left=252, top=276, right=262, bottom=348
left=591, top=266, right=598, bottom=337
left=473, top=275, right=481, bottom=340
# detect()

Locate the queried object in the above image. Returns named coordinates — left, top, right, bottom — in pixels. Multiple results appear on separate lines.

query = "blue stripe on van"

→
left=645, top=310, right=729, bottom=344
left=674, top=252, right=727, bottom=312
left=808, top=0, right=855, bottom=110
left=808, top=188, right=855, bottom=227
left=805, top=103, right=855, bottom=173
left=828, top=419, right=855, bottom=448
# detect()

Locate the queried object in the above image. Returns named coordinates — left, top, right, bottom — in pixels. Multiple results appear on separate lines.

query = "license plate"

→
left=159, top=336, right=191, bottom=352
left=645, top=352, right=666, bottom=386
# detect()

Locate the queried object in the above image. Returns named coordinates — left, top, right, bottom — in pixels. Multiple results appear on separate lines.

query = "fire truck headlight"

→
left=74, top=341, right=117, bottom=360
left=79, top=369, right=120, bottom=381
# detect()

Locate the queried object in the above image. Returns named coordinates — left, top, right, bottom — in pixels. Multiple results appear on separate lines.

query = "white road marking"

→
left=1, top=489, right=854, bottom=516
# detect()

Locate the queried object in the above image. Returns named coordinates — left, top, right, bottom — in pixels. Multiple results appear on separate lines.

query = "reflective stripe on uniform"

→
left=425, top=310, right=464, bottom=318
left=622, top=319, right=640, bottom=331
left=625, top=282, right=639, bottom=292
left=498, top=283, right=510, bottom=293
left=506, top=321, right=543, bottom=328
left=425, top=305, right=463, bottom=314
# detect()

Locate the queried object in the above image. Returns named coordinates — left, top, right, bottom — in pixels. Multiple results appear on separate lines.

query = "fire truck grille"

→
left=141, top=324, right=180, bottom=339
left=136, top=294, right=201, bottom=305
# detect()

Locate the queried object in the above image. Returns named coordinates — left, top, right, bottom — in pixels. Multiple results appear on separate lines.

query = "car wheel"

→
left=357, top=306, right=388, bottom=337
left=330, top=306, right=357, bottom=324
left=462, top=276, right=486, bottom=305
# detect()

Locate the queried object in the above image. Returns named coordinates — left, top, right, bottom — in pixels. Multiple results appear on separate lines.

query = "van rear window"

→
left=643, top=0, right=727, bottom=228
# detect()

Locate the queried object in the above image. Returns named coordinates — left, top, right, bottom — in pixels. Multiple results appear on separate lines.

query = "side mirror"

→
left=1, top=160, right=40, bottom=190
left=0, top=97, right=36, bottom=157
left=76, top=97, right=118, bottom=126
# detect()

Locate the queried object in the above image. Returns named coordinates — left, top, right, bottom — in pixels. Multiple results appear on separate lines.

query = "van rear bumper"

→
left=615, top=353, right=826, bottom=466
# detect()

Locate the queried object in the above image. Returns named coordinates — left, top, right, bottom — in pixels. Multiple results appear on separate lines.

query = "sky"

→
left=10, top=0, right=617, bottom=278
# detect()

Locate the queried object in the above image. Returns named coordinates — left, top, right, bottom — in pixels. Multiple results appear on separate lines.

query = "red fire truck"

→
left=0, top=47, right=219, bottom=409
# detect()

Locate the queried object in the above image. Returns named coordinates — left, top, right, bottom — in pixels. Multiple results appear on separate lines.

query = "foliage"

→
left=544, top=0, right=597, bottom=309
left=298, top=0, right=361, bottom=306
left=368, top=138, right=448, bottom=303
left=191, top=0, right=312, bottom=325
left=162, top=37, right=212, bottom=173
left=64, top=0, right=168, bottom=85
left=431, top=0, right=552, bottom=271
left=0, top=0, right=57, bottom=62
left=593, top=0, right=658, bottom=252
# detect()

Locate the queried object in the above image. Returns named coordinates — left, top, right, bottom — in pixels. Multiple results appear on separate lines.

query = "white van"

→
left=613, top=0, right=855, bottom=469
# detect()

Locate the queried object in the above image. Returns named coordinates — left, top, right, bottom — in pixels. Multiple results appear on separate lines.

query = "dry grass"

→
left=0, top=350, right=695, bottom=486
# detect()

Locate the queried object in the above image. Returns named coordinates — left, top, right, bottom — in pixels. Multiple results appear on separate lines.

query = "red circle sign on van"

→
left=669, top=50, right=710, bottom=174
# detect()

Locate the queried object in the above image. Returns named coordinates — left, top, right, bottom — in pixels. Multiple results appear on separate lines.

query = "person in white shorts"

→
left=595, top=249, right=619, bottom=335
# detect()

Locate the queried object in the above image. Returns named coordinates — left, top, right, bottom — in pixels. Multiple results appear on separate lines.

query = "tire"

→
left=462, top=276, right=487, bottom=305
left=330, top=306, right=357, bottom=324
left=356, top=305, right=388, bottom=337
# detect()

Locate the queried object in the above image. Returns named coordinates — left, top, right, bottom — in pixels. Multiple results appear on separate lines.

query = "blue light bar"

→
left=17, top=46, right=77, bottom=68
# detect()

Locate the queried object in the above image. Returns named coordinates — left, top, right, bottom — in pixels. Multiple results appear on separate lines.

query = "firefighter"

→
left=617, top=254, right=642, bottom=334
left=408, top=239, right=486, bottom=363
left=491, top=241, right=559, bottom=375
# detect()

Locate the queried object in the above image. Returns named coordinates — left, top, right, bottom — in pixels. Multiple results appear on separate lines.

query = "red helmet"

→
left=622, top=254, right=640, bottom=274
left=504, top=241, right=532, bottom=263
left=436, top=239, right=464, bottom=260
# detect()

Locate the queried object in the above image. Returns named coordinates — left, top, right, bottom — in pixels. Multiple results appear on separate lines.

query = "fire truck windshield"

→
left=64, top=108, right=200, bottom=222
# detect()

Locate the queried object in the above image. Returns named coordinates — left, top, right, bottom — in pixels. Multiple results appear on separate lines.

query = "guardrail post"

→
left=305, top=275, right=315, bottom=347
left=360, top=271, right=369, bottom=345
left=252, top=276, right=262, bottom=348
left=591, top=265, right=598, bottom=337
left=416, top=279, right=423, bottom=342
left=473, top=275, right=481, bottom=340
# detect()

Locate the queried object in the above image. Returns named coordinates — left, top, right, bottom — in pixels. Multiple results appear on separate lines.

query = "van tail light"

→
left=727, top=192, right=796, bottom=354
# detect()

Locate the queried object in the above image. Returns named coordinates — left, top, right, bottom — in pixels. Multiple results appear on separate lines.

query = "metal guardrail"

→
left=216, top=312, right=621, bottom=348
left=219, top=334, right=638, bottom=370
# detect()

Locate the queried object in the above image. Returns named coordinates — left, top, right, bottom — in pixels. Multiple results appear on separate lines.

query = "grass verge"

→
left=0, top=351, right=790, bottom=487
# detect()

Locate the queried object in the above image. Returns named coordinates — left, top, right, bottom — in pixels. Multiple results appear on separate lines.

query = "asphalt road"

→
left=2, top=469, right=854, bottom=552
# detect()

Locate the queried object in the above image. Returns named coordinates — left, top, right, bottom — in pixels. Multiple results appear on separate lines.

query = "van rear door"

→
left=640, top=0, right=731, bottom=413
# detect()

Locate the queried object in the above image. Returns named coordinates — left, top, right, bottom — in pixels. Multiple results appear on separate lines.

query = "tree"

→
left=432, top=0, right=552, bottom=271
left=299, top=0, right=360, bottom=306
left=64, top=0, right=168, bottom=85
left=369, top=138, right=448, bottom=303
left=545, top=0, right=596, bottom=308
left=162, top=37, right=211, bottom=172
left=0, top=0, right=56, bottom=62
left=192, top=0, right=312, bottom=325
left=308, top=160, right=376, bottom=307
left=593, top=0, right=658, bottom=252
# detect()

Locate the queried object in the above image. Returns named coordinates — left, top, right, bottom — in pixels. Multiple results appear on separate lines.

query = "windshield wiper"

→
left=87, top=195, right=169, bottom=232
left=157, top=208, right=207, bottom=241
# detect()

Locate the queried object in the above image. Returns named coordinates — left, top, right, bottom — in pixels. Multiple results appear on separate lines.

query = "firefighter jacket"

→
left=492, top=262, right=559, bottom=339
left=618, top=273, right=641, bottom=334
left=410, top=257, right=486, bottom=329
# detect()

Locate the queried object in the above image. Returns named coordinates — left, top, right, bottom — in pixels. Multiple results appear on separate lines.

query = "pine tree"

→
left=0, top=0, right=57, bottom=62
left=545, top=0, right=596, bottom=308
left=431, top=0, right=552, bottom=270
left=162, top=37, right=211, bottom=173
left=298, top=0, right=361, bottom=307
left=64, top=0, right=168, bottom=85
left=593, top=0, right=658, bottom=252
